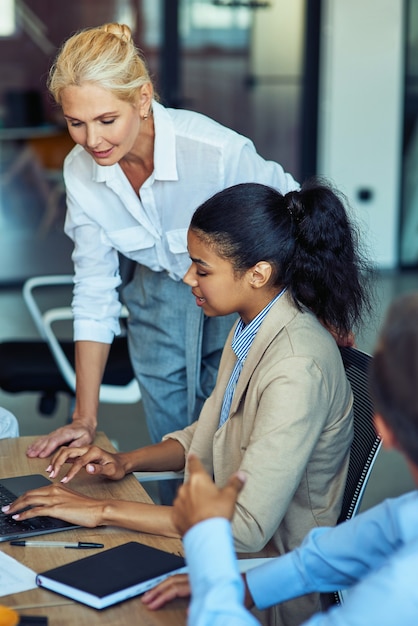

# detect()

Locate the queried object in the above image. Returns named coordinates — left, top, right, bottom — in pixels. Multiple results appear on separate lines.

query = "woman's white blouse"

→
left=63, top=101, right=299, bottom=343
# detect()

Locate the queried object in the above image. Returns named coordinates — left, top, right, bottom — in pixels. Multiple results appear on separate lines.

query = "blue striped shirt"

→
left=218, top=289, right=286, bottom=428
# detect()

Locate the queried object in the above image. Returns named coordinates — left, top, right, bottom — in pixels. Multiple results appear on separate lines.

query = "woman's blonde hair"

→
left=47, top=23, right=154, bottom=105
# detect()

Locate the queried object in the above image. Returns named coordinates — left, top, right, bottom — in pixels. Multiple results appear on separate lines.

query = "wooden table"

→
left=0, top=435, right=188, bottom=625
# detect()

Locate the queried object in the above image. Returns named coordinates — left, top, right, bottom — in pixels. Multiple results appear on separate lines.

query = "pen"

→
left=10, top=540, right=104, bottom=549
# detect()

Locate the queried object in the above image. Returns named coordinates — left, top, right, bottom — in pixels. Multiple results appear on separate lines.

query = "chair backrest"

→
left=337, top=346, right=382, bottom=523
left=322, top=346, right=382, bottom=610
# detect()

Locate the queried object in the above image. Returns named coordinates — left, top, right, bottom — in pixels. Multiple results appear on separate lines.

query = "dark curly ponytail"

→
left=282, top=179, right=372, bottom=335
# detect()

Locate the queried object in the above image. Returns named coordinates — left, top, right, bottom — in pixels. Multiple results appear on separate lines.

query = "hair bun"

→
left=102, top=23, right=132, bottom=43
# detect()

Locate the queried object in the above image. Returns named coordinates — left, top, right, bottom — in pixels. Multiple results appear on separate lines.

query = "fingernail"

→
left=60, top=476, right=68, bottom=483
left=46, top=465, right=52, bottom=472
left=86, top=464, right=95, bottom=473
left=2, top=505, right=10, bottom=512
left=236, top=471, right=247, bottom=483
left=12, top=514, right=20, bottom=520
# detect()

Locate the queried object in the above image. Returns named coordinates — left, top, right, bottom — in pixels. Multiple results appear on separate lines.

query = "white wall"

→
left=318, top=0, right=404, bottom=269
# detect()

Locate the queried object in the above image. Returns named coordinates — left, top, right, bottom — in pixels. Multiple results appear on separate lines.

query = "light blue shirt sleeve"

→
left=304, top=539, right=418, bottom=625
left=246, top=492, right=418, bottom=625
left=184, top=494, right=418, bottom=625
left=184, top=518, right=259, bottom=626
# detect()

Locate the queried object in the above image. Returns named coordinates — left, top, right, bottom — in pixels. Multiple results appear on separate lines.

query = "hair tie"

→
left=285, top=191, right=301, bottom=224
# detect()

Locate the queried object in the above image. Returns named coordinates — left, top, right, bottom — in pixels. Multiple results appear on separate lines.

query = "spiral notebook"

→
left=36, top=541, right=187, bottom=609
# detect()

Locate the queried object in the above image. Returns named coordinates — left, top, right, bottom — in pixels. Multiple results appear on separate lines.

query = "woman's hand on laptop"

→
left=1, top=484, right=107, bottom=528
left=46, top=445, right=129, bottom=483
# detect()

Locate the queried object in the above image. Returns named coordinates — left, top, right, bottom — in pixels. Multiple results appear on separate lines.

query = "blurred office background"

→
left=0, top=0, right=417, bottom=507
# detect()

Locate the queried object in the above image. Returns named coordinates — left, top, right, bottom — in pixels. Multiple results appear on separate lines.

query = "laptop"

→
left=0, top=474, right=80, bottom=542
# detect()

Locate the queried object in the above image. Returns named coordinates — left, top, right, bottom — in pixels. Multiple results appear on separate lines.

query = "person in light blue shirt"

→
left=164, top=291, right=418, bottom=625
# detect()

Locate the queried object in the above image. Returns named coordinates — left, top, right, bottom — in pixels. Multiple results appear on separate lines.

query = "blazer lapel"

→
left=228, top=292, right=299, bottom=417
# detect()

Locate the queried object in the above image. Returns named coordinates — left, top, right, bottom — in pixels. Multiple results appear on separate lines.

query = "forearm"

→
left=73, top=340, right=111, bottom=427
left=118, top=439, right=187, bottom=474
left=25, top=341, right=109, bottom=457
left=101, top=500, right=179, bottom=537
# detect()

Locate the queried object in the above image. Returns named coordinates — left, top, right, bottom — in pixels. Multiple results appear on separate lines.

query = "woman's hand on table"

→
left=1, top=483, right=106, bottom=528
left=26, top=422, right=96, bottom=459
left=46, top=445, right=128, bottom=483
left=142, top=574, right=191, bottom=609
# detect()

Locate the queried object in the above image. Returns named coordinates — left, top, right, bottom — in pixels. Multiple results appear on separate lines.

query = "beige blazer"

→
left=165, top=291, right=353, bottom=558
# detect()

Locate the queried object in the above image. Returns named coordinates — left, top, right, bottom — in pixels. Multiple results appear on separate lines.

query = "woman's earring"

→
left=143, top=112, right=148, bottom=120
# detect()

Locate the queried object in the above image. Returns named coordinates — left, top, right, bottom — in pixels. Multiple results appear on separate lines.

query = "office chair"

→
left=322, top=345, right=382, bottom=608
left=337, top=346, right=382, bottom=522
left=0, top=275, right=140, bottom=419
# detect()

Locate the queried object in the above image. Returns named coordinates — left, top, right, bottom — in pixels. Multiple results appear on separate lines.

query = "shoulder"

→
left=160, top=103, right=251, bottom=148
left=251, top=295, right=349, bottom=398
left=261, top=293, right=340, bottom=360
left=366, top=536, right=418, bottom=612
left=392, top=491, right=418, bottom=542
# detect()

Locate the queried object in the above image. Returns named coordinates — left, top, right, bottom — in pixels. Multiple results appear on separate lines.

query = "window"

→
left=0, top=0, right=16, bottom=38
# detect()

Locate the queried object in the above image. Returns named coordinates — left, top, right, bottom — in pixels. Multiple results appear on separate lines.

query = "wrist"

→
left=72, top=414, right=97, bottom=430
left=118, top=451, right=138, bottom=475
left=97, top=499, right=113, bottom=526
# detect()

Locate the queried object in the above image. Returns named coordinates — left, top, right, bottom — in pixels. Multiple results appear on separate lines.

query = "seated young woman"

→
left=3, top=180, right=372, bottom=625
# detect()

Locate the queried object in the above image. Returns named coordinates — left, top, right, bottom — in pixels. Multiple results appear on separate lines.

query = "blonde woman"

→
left=26, top=25, right=299, bottom=494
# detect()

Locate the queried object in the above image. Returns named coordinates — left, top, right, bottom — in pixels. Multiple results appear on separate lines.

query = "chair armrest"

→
left=23, top=274, right=74, bottom=340
left=42, top=307, right=140, bottom=403
left=22, top=276, right=141, bottom=404
left=42, top=306, right=76, bottom=391
left=133, top=471, right=184, bottom=483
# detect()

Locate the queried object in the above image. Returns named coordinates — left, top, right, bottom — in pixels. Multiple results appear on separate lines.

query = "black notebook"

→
left=36, top=541, right=187, bottom=609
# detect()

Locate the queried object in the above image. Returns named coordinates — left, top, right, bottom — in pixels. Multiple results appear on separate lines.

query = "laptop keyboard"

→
left=0, top=482, right=65, bottom=534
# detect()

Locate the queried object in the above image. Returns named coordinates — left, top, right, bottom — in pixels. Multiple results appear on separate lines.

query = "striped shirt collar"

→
left=231, top=287, right=286, bottom=362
